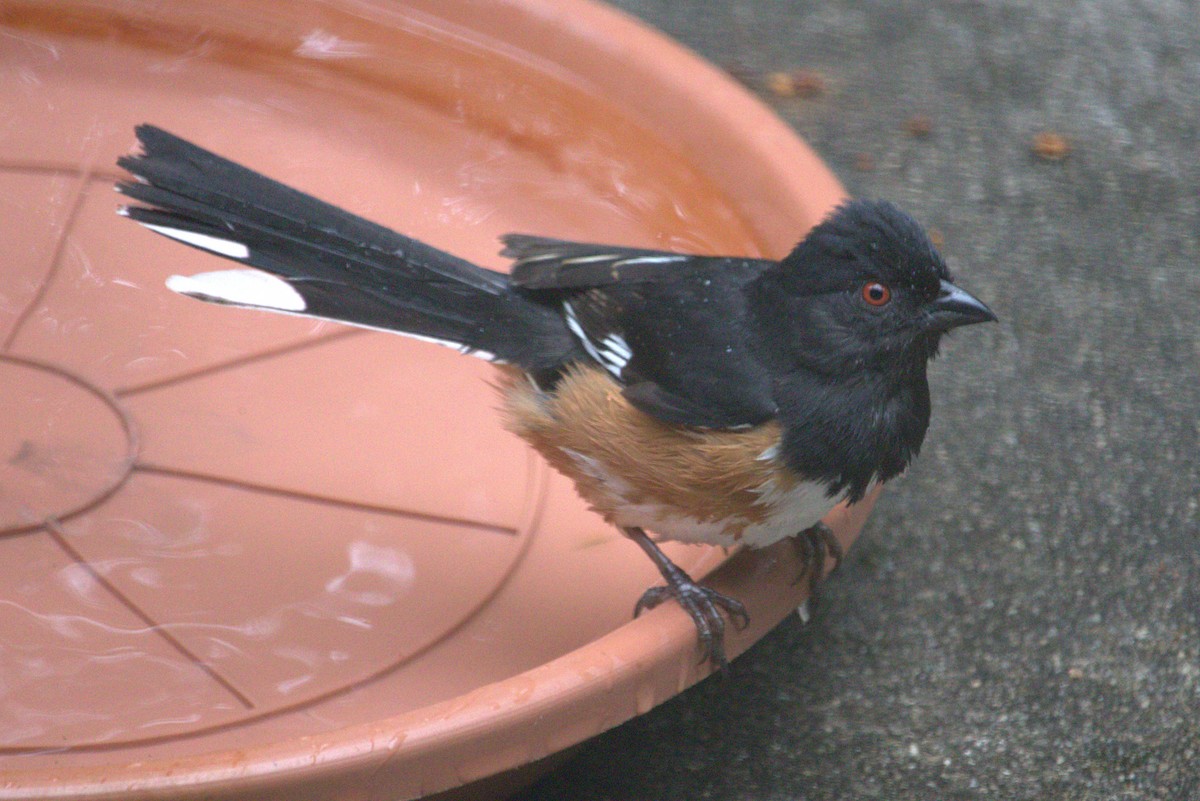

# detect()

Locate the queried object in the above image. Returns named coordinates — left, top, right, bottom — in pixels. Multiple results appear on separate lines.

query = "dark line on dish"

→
left=0, top=355, right=140, bottom=537
left=1, top=169, right=91, bottom=354
left=0, top=458, right=543, bottom=755
left=113, top=328, right=366, bottom=397
left=0, top=162, right=125, bottom=181
left=41, top=517, right=256, bottom=711
left=132, top=463, right=519, bottom=537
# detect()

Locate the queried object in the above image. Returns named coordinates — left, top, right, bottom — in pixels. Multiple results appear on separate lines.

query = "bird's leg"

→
left=624, top=526, right=750, bottom=671
left=791, top=521, right=844, bottom=596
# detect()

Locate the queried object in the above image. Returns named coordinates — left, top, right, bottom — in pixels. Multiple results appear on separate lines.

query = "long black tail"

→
left=116, top=125, right=576, bottom=369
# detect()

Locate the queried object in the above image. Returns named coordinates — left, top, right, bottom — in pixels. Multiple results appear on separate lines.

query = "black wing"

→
left=505, top=236, right=779, bottom=429
left=504, top=234, right=702, bottom=289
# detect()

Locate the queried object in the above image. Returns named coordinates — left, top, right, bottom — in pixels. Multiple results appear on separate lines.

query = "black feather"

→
left=118, top=125, right=577, bottom=369
left=503, top=234, right=737, bottom=289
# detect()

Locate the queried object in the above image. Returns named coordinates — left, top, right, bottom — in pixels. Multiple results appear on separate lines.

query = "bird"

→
left=115, top=124, right=996, bottom=671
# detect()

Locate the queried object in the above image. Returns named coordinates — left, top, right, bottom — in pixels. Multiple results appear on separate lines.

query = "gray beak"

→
left=925, top=279, right=997, bottom=330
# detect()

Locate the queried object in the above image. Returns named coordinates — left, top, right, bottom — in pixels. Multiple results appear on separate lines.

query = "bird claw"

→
left=622, top=527, right=750, bottom=672
left=791, top=521, right=843, bottom=597
left=634, top=574, right=749, bottom=672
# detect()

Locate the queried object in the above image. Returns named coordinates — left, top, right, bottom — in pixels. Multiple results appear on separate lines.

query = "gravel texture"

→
left=517, top=2, right=1200, bottom=799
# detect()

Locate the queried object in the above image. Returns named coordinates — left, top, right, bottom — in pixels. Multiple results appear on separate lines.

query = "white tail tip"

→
left=142, top=223, right=251, bottom=260
left=166, top=269, right=307, bottom=312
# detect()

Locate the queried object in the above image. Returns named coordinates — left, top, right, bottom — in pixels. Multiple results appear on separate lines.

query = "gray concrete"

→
left=517, top=1, right=1200, bottom=799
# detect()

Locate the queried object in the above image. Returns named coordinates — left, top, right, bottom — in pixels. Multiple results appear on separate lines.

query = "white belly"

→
left=598, top=464, right=847, bottom=548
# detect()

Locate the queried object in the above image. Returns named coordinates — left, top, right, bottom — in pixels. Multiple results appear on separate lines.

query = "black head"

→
left=748, top=200, right=996, bottom=500
left=749, top=199, right=995, bottom=376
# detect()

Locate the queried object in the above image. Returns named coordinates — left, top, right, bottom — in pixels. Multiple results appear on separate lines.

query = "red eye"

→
left=861, top=281, right=891, bottom=306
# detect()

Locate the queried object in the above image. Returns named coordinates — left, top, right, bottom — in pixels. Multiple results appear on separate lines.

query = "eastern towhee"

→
left=116, top=125, right=996, bottom=670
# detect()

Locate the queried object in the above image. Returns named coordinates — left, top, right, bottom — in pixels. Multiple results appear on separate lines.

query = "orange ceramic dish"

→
left=0, top=1, right=862, bottom=798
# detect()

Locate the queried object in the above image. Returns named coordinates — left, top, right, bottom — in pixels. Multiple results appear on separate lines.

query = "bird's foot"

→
left=634, top=573, right=750, bottom=672
left=791, top=521, right=843, bottom=597
left=624, top=527, right=749, bottom=672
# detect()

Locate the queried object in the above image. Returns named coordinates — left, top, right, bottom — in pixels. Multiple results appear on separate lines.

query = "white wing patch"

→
left=511, top=249, right=688, bottom=270
left=563, top=301, right=630, bottom=378
left=558, top=254, right=621, bottom=265
left=609, top=255, right=687, bottom=266
left=166, top=269, right=306, bottom=312
left=600, top=334, right=632, bottom=370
